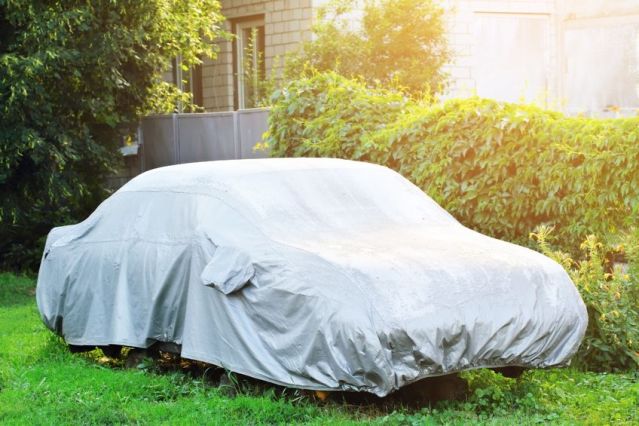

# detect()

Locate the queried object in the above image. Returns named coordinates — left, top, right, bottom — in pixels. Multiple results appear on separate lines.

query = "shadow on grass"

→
left=0, top=275, right=468, bottom=415
left=10, top=271, right=539, bottom=417
left=69, top=345, right=473, bottom=414
left=31, top=319, right=540, bottom=417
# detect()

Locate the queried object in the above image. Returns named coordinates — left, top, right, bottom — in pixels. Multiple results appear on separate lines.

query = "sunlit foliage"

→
left=282, top=0, right=450, bottom=98
left=533, top=226, right=639, bottom=371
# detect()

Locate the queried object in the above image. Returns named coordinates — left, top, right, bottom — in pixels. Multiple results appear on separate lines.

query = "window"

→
left=233, top=16, right=265, bottom=110
left=172, top=56, right=203, bottom=110
left=171, top=56, right=203, bottom=112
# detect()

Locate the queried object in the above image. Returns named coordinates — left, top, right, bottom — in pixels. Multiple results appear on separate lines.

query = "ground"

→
left=0, top=272, right=637, bottom=425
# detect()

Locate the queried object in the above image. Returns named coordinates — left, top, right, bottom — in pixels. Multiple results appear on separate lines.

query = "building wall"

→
left=201, top=0, right=315, bottom=111
left=194, top=0, right=639, bottom=115
left=445, top=0, right=639, bottom=115
left=444, top=0, right=559, bottom=106
left=560, top=0, right=639, bottom=18
left=559, top=0, right=639, bottom=115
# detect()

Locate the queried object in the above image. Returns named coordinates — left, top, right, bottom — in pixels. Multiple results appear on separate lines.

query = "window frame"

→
left=232, top=15, right=266, bottom=110
left=171, top=55, right=203, bottom=112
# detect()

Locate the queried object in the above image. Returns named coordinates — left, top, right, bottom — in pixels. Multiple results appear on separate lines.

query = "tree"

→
left=0, top=1, right=226, bottom=270
left=282, top=0, right=450, bottom=98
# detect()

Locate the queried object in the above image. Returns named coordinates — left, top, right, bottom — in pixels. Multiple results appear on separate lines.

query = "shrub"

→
left=265, top=72, right=639, bottom=254
left=532, top=226, right=639, bottom=371
left=264, top=72, right=408, bottom=159
left=0, top=1, right=226, bottom=270
left=280, top=0, right=450, bottom=98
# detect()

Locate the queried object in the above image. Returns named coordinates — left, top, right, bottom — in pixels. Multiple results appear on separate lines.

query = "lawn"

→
left=0, top=272, right=637, bottom=425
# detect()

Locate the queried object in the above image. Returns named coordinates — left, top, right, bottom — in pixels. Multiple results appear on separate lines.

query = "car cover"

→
left=37, top=158, right=588, bottom=396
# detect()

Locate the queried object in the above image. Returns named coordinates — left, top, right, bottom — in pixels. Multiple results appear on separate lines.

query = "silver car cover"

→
left=36, top=158, right=587, bottom=396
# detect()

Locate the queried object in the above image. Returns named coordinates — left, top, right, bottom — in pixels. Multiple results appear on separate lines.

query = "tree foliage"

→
left=0, top=0, right=225, bottom=270
left=282, top=0, right=450, bottom=97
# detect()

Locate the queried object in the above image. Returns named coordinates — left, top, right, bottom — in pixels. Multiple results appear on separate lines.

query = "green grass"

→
left=1, top=272, right=637, bottom=425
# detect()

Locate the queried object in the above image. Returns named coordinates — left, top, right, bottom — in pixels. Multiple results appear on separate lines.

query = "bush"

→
left=262, top=72, right=408, bottom=158
left=281, top=0, right=450, bottom=98
left=265, top=72, right=639, bottom=255
left=532, top=227, right=639, bottom=371
left=0, top=1, right=226, bottom=271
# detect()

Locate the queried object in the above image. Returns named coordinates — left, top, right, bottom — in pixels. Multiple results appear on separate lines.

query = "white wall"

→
left=559, top=0, right=639, bottom=115
left=443, top=0, right=558, bottom=105
left=472, top=13, right=551, bottom=103
left=445, top=0, right=639, bottom=115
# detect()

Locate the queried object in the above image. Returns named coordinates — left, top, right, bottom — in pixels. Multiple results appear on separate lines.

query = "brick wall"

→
left=201, top=0, right=314, bottom=111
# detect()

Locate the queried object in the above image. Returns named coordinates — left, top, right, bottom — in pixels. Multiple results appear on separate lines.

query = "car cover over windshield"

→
left=37, top=158, right=587, bottom=396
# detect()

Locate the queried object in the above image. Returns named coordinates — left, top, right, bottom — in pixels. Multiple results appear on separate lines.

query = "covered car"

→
left=36, top=158, right=587, bottom=396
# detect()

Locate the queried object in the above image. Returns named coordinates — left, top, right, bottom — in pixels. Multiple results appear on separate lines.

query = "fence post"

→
left=172, top=113, right=181, bottom=164
left=137, top=122, right=145, bottom=173
left=233, top=111, right=241, bottom=160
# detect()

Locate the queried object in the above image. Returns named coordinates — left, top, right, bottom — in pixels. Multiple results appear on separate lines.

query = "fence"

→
left=107, top=108, right=270, bottom=189
left=140, top=108, right=270, bottom=171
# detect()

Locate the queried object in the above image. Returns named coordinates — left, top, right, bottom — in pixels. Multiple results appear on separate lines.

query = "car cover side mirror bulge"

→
left=200, top=246, right=255, bottom=294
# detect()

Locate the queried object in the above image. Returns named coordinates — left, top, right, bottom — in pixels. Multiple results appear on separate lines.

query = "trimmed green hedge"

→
left=265, top=72, right=639, bottom=253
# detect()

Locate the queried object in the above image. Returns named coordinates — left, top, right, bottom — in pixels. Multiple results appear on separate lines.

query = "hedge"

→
left=265, top=72, right=639, bottom=254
